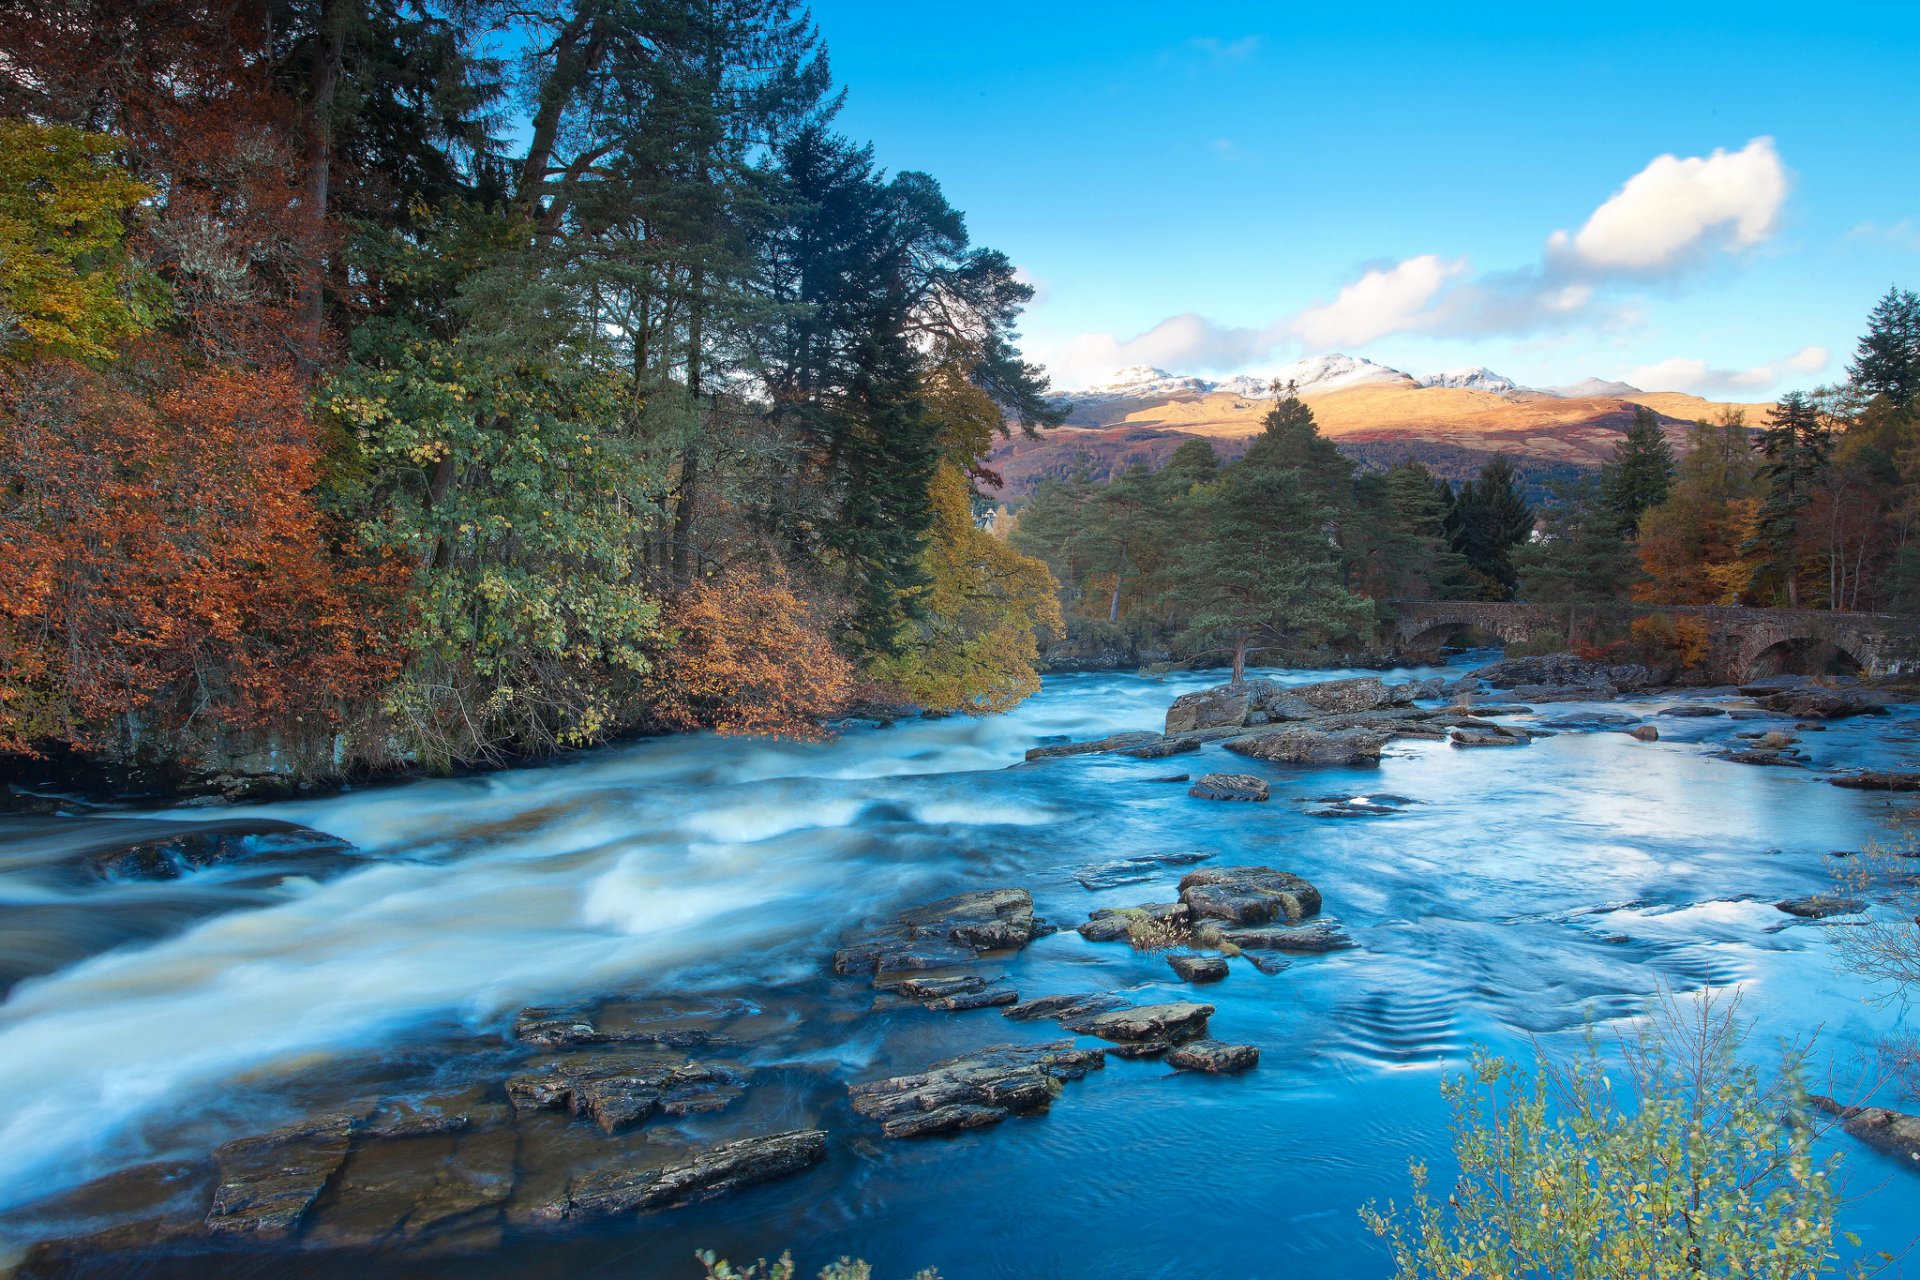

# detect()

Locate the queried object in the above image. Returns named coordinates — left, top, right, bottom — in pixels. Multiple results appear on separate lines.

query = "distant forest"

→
left=1012, top=288, right=1920, bottom=672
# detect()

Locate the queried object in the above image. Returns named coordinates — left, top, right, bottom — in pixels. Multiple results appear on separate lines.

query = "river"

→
left=2, top=659, right=1917, bottom=1277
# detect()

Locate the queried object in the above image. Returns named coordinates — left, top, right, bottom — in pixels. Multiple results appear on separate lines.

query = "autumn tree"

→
left=1633, top=410, right=1760, bottom=604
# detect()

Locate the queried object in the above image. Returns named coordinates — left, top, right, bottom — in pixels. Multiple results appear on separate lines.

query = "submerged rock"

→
left=1074, top=849, right=1210, bottom=890
left=507, top=1057, right=745, bottom=1134
left=555, top=1130, right=828, bottom=1220
left=1024, top=731, right=1160, bottom=761
left=1660, top=704, right=1728, bottom=717
left=513, top=1009, right=730, bottom=1050
left=1165, top=1040, right=1260, bottom=1074
left=1188, top=773, right=1269, bottom=802
left=848, top=1041, right=1105, bottom=1138
left=1002, top=993, right=1128, bottom=1023
left=206, top=1114, right=359, bottom=1235
left=1449, top=725, right=1526, bottom=747
left=1628, top=724, right=1659, bottom=742
left=1813, top=1097, right=1920, bottom=1171
left=1178, top=866, right=1322, bottom=924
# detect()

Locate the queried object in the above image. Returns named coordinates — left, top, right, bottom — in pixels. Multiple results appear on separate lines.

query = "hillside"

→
left=989, top=357, right=1774, bottom=500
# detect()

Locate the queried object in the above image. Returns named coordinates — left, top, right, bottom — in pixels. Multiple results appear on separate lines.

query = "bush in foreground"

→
left=1362, top=990, right=1877, bottom=1279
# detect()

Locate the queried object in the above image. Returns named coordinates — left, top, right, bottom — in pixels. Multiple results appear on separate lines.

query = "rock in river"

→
left=1832, top=771, right=1920, bottom=792
left=1775, top=895, right=1865, bottom=919
left=848, top=1041, right=1106, bottom=1138
left=1165, top=1040, right=1260, bottom=1074
left=1167, top=954, right=1229, bottom=983
left=1225, top=726, right=1387, bottom=766
left=1759, top=689, right=1886, bottom=720
left=1062, top=1002, right=1214, bottom=1044
left=834, top=888, right=1038, bottom=977
left=552, top=1130, right=828, bottom=1220
left=1189, top=773, right=1269, bottom=802
left=1813, top=1097, right=1920, bottom=1172
left=1178, top=866, right=1322, bottom=924
left=206, top=1114, right=359, bottom=1235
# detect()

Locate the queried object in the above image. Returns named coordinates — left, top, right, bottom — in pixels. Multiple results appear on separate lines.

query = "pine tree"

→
left=1599, top=406, right=1676, bottom=537
left=1515, top=476, right=1637, bottom=605
left=1848, top=285, right=1920, bottom=410
left=1453, top=455, right=1535, bottom=600
left=1744, top=392, right=1833, bottom=607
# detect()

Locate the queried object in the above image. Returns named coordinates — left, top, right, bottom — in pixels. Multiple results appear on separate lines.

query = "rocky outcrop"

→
left=1759, top=689, right=1886, bottom=720
left=1166, top=954, right=1229, bottom=983
left=206, top=1114, right=360, bottom=1235
left=1165, top=681, right=1272, bottom=733
left=1214, top=921, right=1355, bottom=952
left=1002, top=993, right=1128, bottom=1023
left=1024, top=731, right=1161, bottom=760
left=553, top=1130, right=828, bottom=1220
left=507, top=1057, right=744, bottom=1134
left=1812, top=1097, right=1920, bottom=1171
left=1189, top=773, right=1269, bottom=801
left=1164, top=674, right=1426, bottom=735
left=1225, top=726, right=1388, bottom=765
left=1178, top=867, right=1322, bottom=924
left=1061, top=1002, right=1214, bottom=1044
left=1449, top=725, right=1527, bottom=747
left=1165, top=1040, right=1260, bottom=1074
left=1832, top=771, right=1920, bottom=791
left=833, top=888, right=1038, bottom=978
left=847, top=1041, right=1105, bottom=1138
left=1465, top=654, right=1655, bottom=701
left=1775, top=895, right=1865, bottom=919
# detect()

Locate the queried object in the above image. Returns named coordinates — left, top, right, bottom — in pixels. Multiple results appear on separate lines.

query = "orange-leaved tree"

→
left=645, top=562, right=854, bottom=739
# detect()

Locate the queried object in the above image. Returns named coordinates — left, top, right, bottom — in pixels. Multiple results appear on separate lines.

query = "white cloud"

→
left=1848, top=219, right=1920, bottom=250
left=1549, top=138, right=1787, bottom=273
left=1040, top=139, right=1795, bottom=386
left=1625, top=344, right=1828, bottom=395
left=1289, top=255, right=1469, bottom=348
left=1185, top=35, right=1261, bottom=61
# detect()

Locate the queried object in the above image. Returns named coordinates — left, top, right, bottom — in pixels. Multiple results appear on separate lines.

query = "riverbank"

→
left=4, top=658, right=1919, bottom=1277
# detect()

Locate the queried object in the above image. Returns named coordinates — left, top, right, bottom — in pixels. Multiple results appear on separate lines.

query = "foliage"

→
left=1746, top=392, right=1837, bottom=608
left=1849, top=286, right=1920, bottom=411
left=1516, top=475, right=1637, bottom=605
left=867, top=464, right=1063, bottom=713
left=696, top=1250, right=939, bottom=1280
left=1452, top=454, right=1535, bottom=599
left=1627, top=614, right=1712, bottom=669
left=1599, top=406, right=1677, bottom=537
left=0, top=121, right=162, bottom=362
left=646, top=562, right=853, bottom=738
left=0, top=349, right=401, bottom=758
left=1634, top=411, right=1761, bottom=605
left=1362, top=990, right=1865, bottom=1280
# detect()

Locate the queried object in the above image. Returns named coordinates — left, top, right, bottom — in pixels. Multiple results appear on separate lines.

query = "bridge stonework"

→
left=1388, top=601, right=1920, bottom=682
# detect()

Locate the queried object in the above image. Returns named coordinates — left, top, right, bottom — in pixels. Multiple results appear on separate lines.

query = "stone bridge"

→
left=1387, top=600, right=1920, bottom=682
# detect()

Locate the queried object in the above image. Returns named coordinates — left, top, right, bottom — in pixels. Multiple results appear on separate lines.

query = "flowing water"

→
left=2, top=660, right=1919, bottom=1278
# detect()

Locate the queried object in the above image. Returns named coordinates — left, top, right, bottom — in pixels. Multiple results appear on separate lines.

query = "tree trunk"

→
left=1108, top=545, right=1127, bottom=623
left=1232, top=632, right=1247, bottom=684
left=297, top=0, right=348, bottom=374
left=671, top=261, right=706, bottom=584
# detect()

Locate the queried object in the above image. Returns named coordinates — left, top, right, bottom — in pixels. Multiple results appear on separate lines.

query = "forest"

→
left=0, top=0, right=1068, bottom=786
left=1012, top=287, right=1920, bottom=674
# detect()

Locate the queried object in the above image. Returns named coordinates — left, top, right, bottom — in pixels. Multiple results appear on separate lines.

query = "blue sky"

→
left=807, top=0, right=1920, bottom=397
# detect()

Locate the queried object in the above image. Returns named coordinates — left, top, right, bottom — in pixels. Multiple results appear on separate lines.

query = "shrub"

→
left=696, top=1251, right=939, bottom=1280
left=1361, top=989, right=1867, bottom=1279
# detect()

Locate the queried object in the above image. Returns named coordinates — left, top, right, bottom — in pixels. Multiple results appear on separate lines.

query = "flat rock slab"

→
left=834, top=888, right=1037, bottom=978
left=1219, top=921, right=1355, bottom=952
left=206, top=1114, right=360, bottom=1235
left=513, top=1009, right=731, bottom=1050
left=1025, top=731, right=1160, bottom=761
left=1003, top=993, right=1128, bottom=1023
left=1062, top=1002, right=1213, bottom=1044
left=507, top=1057, right=744, bottom=1134
left=1189, top=773, right=1269, bottom=802
left=1660, top=705, right=1729, bottom=717
left=1776, top=895, right=1866, bottom=919
left=1165, top=1040, right=1260, bottom=1074
left=1832, top=771, right=1920, bottom=791
left=1760, top=691, right=1885, bottom=720
left=1449, top=726, right=1526, bottom=747
left=1225, top=727, right=1387, bottom=766
left=849, top=1041, right=1105, bottom=1137
left=1167, top=954, right=1229, bottom=983
left=555, top=1129, right=827, bottom=1220
left=1179, top=866, right=1322, bottom=925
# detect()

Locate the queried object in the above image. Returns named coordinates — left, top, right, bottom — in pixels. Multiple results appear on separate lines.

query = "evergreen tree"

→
left=1744, top=391, right=1834, bottom=607
left=1848, top=285, right=1920, bottom=410
left=1598, top=406, right=1676, bottom=537
left=1453, top=455, right=1534, bottom=600
left=1515, top=476, right=1637, bottom=605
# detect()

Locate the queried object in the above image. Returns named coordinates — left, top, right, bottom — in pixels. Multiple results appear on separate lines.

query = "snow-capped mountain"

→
left=1062, top=353, right=1411, bottom=403
left=1416, top=365, right=1529, bottom=394
left=1064, top=365, right=1217, bottom=403
left=1548, top=376, right=1644, bottom=399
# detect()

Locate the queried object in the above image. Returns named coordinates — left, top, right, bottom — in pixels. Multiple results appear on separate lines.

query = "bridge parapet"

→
left=1388, top=601, right=1920, bottom=682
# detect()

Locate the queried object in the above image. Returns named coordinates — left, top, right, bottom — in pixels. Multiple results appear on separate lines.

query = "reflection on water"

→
left=2, top=659, right=1918, bottom=1277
